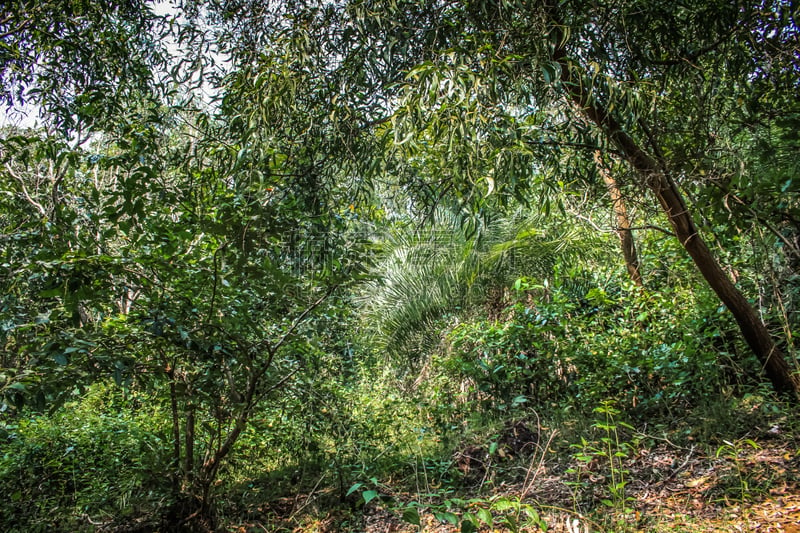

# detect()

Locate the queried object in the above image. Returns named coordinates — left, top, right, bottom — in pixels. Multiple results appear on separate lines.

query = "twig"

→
left=4, top=163, right=47, bottom=216
left=634, top=428, right=694, bottom=452
left=258, top=285, right=338, bottom=370
left=288, top=472, right=328, bottom=520
left=627, top=225, right=675, bottom=236
left=0, top=17, right=32, bottom=40
left=522, top=428, right=558, bottom=499
left=206, top=241, right=228, bottom=324
left=658, top=444, right=696, bottom=487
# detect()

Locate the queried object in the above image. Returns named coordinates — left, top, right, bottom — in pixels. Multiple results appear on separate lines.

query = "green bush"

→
left=0, top=384, right=171, bottom=532
left=441, top=277, right=756, bottom=417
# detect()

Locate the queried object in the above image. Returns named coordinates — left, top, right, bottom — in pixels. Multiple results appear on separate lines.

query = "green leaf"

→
left=492, top=497, right=514, bottom=511
left=362, top=490, right=379, bottom=504
left=462, top=512, right=478, bottom=526
left=345, top=483, right=362, bottom=497
left=502, top=514, right=519, bottom=533
left=523, top=506, right=541, bottom=523
left=113, top=367, right=124, bottom=386
left=541, top=62, right=560, bottom=84
left=402, top=507, right=421, bottom=527
left=435, top=511, right=459, bottom=525
left=476, top=507, right=493, bottom=526
left=38, top=288, right=62, bottom=298
left=461, top=520, right=477, bottom=533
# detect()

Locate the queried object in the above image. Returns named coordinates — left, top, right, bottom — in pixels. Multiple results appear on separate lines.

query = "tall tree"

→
left=1, top=1, right=372, bottom=524
left=548, top=1, right=799, bottom=396
left=182, top=0, right=799, bottom=396
left=376, top=0, right=800, bottom=397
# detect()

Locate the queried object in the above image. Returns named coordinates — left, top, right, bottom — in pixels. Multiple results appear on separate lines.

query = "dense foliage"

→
left=1, top=0, right=798, bottom=531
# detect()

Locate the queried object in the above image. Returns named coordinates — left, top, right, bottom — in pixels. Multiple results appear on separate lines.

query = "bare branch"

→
left=4, top=163, right=47, bottom=217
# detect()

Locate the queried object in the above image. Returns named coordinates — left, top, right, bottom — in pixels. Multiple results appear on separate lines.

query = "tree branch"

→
left=4, top=164, right=47, bottom=217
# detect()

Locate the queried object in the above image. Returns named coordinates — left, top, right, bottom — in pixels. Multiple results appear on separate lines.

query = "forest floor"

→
left=234, top=423, right=800, bottom=533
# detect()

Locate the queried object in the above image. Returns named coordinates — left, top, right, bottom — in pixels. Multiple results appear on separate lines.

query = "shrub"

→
left=0, top=384, right=170, bottom=532
left=440, top=277, right=755, bottom=417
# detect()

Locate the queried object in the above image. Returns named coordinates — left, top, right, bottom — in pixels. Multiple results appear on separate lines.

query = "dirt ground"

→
left=241, top=430, right=800, bottom=533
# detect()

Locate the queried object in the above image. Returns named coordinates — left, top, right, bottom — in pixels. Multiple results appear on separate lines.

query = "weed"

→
left=567, top=401, right=639, bottom=529
left=715, top=438, right=760, bottom=505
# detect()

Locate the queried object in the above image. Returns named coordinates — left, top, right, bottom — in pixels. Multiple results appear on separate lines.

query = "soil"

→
left=232, top=428, right=800, bottom=533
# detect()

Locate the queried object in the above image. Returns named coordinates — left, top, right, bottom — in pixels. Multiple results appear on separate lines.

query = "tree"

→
left=548, top=1, right=799, bottom=396
left=168, top=0, right=799, bottom=396
left=371, top=0, right=800, bottom=397
left=593, top=150, right=643, bottom=287
left=0, top=0, right=168, bottom=135
left=2, top=2, right=375, bottom=526
left=0, top=114, right=365, bottom=526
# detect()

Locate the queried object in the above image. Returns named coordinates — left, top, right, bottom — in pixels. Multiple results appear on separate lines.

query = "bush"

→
left=440, top=277, right=756, bottom=417
left=0, top=384, right=171, bottom=532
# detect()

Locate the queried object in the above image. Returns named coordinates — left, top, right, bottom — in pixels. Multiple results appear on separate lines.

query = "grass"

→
left=220, top=395, right=800, bottom=532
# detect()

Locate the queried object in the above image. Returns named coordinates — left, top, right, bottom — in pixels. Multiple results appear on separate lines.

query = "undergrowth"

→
left=1, top=278, right=798, bottom=532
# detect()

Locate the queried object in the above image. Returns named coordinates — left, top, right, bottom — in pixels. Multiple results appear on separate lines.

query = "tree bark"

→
left=166, top=363, right=182, bottom=496
left=184, top=406, right=195, bottom=482
left=594, top=150, right=644, bottom=287
left=556, top=55, right=800, bottom=399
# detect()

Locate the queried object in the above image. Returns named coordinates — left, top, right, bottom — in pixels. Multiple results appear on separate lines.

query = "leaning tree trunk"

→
left=648, top=170, right=799, bottom=397
left=555, top=54, right=800, bottom=399
left=594, top=150, right=644, bottom=287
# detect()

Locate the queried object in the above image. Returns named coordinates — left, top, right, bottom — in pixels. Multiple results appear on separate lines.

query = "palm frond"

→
left=358, top=207, right=615, bottom=358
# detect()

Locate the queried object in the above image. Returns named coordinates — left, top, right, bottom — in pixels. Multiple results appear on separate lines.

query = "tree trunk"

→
left=594, top=150, right=644, bottom=287
left=184, top=398, right=195, bottom=485
left=649, top=172, right=799, bottom=396
left=557, top=55, right=800, bottom=399
left=164, top=359, right=182, bottom=498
